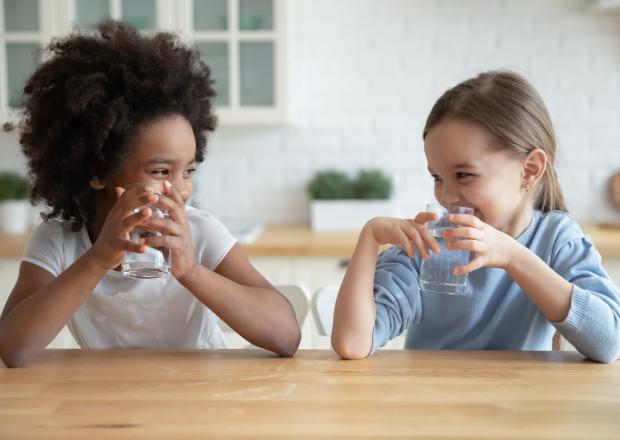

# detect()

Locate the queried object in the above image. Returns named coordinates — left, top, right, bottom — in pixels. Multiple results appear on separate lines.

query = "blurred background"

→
left=0, top=0, right=619, bottom=349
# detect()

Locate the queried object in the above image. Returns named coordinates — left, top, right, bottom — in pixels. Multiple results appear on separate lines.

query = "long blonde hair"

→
left=423, top=70, right=567, bottom=212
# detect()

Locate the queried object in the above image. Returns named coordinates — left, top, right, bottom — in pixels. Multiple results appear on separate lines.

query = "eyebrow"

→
left=147, top=158, right=196, bottom=166
left=427, top=162, right=478, bottom=174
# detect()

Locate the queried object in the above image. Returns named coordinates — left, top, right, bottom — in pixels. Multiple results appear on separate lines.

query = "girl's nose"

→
left=438, top=185, right=461, bottom=205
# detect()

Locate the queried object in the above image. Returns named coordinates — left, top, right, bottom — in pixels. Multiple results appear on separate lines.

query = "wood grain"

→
left=1, top=349, right=618, bottom=439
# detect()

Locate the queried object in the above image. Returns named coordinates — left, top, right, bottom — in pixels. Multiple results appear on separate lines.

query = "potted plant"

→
left=0, top=172, right=31, bottom=234
left=308, top=169, right=398, bottom=230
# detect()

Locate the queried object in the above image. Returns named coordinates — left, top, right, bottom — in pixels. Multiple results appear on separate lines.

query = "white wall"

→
left=2, top=0, right=620, bottom=225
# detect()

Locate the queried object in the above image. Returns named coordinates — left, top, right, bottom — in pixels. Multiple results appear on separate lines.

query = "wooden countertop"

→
left=1, top=349, right=618, bottom=439
left=2, top=224, right=620, bottom=259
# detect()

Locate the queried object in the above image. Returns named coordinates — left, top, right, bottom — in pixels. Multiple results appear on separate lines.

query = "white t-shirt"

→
left=22, top=207, right=237, bottom=349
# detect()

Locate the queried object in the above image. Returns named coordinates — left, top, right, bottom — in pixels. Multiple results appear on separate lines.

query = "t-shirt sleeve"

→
left=21, top=220, right=64, bottom=277
left=189, top=209, right=238, bottom=270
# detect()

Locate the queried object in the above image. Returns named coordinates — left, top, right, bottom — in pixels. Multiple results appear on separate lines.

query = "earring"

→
left=525, top=184, right=530, bottom=193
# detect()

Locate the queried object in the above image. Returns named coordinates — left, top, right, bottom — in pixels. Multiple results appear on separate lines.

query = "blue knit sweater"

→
left=371, top=210, right=620, bottom=363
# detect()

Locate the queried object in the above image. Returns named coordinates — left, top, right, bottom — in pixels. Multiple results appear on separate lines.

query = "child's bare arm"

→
left=332, top=213, right=440, bottom=359
left=0, top=185, right=157, bottom=367
left=0, top=252, right=108, bottom=367
left=177, top=243, right=301, bottom=357
left=331, top=224, right=381, bottom=359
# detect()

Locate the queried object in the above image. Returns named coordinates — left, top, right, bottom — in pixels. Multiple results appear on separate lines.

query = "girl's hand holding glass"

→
left=89, top=184, right=158, bottom=271
left=367, top=213, right=441, bottom=259
left=138, top=181, right=198, bottom=281
left=443, top=213, right=518, bottom=275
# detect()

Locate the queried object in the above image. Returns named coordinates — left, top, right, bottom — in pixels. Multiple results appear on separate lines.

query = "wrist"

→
left=502, top=240, right=526, bottom=273
left=176, top=262, right=204, bottom=287
left=361, top=220, right=380, bottom=248
left=83, top=248, right=113, bottom=277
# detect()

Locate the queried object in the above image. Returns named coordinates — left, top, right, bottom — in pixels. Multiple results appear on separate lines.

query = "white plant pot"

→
left=0, top=200, right=30, bottom=234
left=311, top=199, right=399, bottom=231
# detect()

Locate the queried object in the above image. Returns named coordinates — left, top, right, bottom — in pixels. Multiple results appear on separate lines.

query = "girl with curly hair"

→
left=0, top=21, right=300, bottom=367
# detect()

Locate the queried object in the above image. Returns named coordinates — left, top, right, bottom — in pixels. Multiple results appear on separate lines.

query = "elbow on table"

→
left=0, top=344, right=27, bottom=368
left=273, top=325, right=301, bottom=358
left=587, top=342, right=620, bottom=364
left=331, top=335, right=370, bottom=360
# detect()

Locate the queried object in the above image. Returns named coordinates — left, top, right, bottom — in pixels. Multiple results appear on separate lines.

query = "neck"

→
left=502, top=196, right=535, bottom=238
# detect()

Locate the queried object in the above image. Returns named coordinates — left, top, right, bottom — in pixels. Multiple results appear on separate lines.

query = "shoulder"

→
left=27, top=218, right=76, bottom=248
left=23, top=218, right=78, bottom=276
left=529, top=210, right=597, bottom=266
left=532, top=210, right=585, bottom=245
left=186, top=206, right=233, bottom=236
left=185, top=206, right=237, bottom=268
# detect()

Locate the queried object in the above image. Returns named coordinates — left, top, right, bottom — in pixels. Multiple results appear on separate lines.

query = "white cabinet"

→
left=0, top=0, right=286, bottom=124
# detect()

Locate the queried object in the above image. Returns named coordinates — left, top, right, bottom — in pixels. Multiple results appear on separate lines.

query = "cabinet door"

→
left=0, top=0, right=46, bottom=111
left=191, top=0, right=286, bottom=124
left=73, top=0, right=162, bottom=30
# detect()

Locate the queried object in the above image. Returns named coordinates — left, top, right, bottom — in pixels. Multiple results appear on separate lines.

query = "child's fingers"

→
left=121, top=207, right=152, bottom=231
left=163, top=180, right=184, bottom=206
left=442, top=227, right=483, bottom=240
left=111, top=237, right=146, bottom=254
left=454, top=256, right=485, bottom=275
left=401, top=226, right=429, bottom=259
left=418, top=227, right=441, bottom=254
left=392, top=228, right=413, bottom=257
left=140, top=234, right=180, bottom=250
left=118, top=193, right=158, bottom=220
left=139, top=216, right=182, bottom=236
left=446, top=239, right=485, bottom=253
left=448, top=213, right=482, bottom=228
left=413, top=212, right=439, bottom=225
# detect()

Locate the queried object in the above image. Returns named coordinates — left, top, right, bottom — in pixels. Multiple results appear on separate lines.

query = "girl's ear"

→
left=89, top=178, right=106, bottom=190
left=522, top=148, right=547, bottom=192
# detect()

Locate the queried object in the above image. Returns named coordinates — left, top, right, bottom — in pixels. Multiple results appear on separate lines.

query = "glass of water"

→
left=419, top=204, right=474, bottom=295
left=120, top=206, right=171, bottom=279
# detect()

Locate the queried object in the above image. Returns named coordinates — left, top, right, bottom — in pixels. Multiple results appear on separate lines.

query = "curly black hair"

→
left=9, top=20, right=217, bottom=231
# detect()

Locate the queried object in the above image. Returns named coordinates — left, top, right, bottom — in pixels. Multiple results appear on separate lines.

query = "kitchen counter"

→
left=1, top=224, right=620, bottom=259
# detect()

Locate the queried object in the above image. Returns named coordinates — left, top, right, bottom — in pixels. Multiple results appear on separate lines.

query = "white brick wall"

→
left=2, top=0, right=620, bottom=225
left=191, top=0, right=620, bottom=225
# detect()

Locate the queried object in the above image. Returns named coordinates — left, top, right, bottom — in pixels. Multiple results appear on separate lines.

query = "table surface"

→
left=1, top=349, right=619, bottom=439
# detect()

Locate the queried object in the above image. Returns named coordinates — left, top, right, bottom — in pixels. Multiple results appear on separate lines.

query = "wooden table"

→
left=1, top=349, right=619, bottom=439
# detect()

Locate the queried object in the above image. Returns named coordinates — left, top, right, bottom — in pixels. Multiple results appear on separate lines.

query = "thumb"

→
left=114, top=186, right=125, bottom=199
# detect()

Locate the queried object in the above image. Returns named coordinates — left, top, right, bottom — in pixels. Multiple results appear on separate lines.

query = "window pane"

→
left=75, top=0, right=110, bottom=29
left=121, top=0, right=156, bottom=30
left=196, top=42, right=229, bottom=107
left=239, top=0, right=272, bottom=31
left=194, top=0, right=228, bottom=31
left=4, top=0, right=39, bottom=32
left=239, top=42, right=273, bottom=106
left=6, top=43, right=39, bottom=107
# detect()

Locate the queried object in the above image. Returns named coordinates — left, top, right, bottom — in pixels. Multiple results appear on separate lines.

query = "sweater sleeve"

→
left=551, top=237, right=620, bottom=363
left=370, top=247, right=423, bottom=355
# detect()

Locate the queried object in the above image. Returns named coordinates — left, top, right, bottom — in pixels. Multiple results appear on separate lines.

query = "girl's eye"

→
left=431, top=175, right=442, bottom=183
left=184, top=168, right=197, bottom=177
left=456, top=172, right=473, bottom=179
left=152, top=169, right=169, bottom=176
